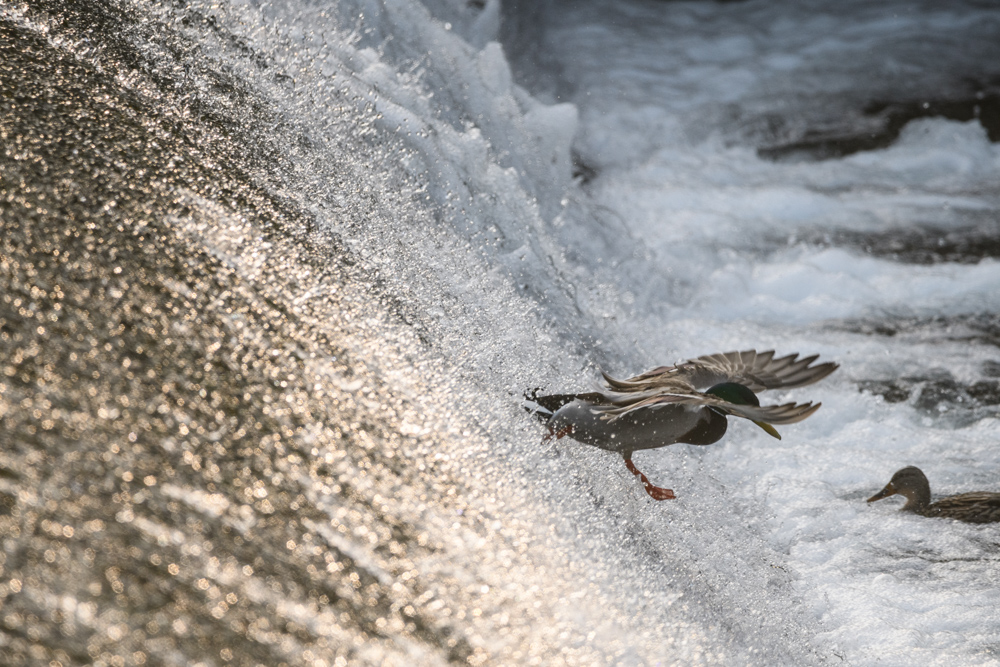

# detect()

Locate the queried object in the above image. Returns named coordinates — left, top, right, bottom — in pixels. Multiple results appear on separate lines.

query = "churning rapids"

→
left=2, top=0, right=1000, bottom=665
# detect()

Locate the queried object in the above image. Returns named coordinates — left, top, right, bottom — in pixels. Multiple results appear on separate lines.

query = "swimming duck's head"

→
left=867, top=466, right=931, bottom=510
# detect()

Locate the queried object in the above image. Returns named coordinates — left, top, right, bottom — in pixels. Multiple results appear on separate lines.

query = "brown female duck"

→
left=867, top=466, right=1000, bottom=523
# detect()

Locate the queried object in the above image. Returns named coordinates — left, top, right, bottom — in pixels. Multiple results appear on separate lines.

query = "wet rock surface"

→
left=759, top=88, right=1000, bottom=161
left=840, top=314, right=1000, bottom=421
left=798, top=223, right=1000, bottom=266
left=836, top=313, right=1000, bottom=348
left=860, top=376, right=1000, bottom=417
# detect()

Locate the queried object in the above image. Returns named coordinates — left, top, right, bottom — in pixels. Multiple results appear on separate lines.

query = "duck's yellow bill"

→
left=753, top=420, right=781, bottom=440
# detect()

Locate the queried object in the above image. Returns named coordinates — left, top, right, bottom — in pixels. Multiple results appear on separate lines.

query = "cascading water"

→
left=2, top=0, right=999, bottom=665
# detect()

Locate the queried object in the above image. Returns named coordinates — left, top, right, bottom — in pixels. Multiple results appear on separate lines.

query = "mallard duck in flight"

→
left=530, top=349, right=838, bottom=501
left=867, top=466, right=1000, bottom=523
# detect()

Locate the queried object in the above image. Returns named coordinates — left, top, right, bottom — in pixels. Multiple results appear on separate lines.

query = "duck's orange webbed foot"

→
left=543, top=424, right=574, bottom=443
left=624, top=457, right=676, bottom=500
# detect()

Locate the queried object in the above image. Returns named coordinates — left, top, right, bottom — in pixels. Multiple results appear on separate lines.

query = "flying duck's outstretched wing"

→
left=591, top=349, right=835, bottom=422
left=602, top=349, right=838, bottom=393
left=591, top=389, right=822, bottom=425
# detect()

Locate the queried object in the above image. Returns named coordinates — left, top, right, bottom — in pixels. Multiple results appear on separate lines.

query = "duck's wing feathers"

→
left=928, top=492, right=1000, bottom=523
left=720, top=399, right=823, bottom=425
left=592, top=389, right=822, bottom=425
left=602, top=349, right=838, bottom=394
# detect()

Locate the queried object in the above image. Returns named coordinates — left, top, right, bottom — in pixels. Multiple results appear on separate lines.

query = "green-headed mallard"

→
left=867, top=466, right=1000, bottom=523
left=531, top=349, right=838, bottom=500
